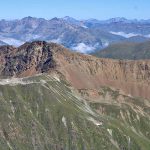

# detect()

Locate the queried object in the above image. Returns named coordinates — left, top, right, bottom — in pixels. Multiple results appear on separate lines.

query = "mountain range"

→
left=0, top=41, right=150, bottom=149
left=0, top=16, right=150, bottom=53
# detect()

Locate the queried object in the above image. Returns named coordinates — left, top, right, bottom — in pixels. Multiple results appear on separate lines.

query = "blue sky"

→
left=0, top=0, right=149, bottom=20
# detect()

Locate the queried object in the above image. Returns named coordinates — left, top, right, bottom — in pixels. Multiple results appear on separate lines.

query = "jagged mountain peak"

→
left=22, top=16, right=36, bottom=20
left=50, top=17, right=61, bottom=21
left=0, top=41, right=70, bottom=77
left=63, top=16, right=79, bottom=22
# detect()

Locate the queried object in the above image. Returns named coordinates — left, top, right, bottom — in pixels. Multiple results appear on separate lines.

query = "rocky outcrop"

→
left=0, top=41, right=150, bottom=99
left=0, top=41, right=56, bottom=77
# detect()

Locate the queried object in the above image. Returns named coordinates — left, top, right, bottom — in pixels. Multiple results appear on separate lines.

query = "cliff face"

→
left=0, top=41, right=150, bottom=99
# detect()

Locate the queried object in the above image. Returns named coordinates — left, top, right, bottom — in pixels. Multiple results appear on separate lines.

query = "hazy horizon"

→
left=0, top=16, right=150, bottom=21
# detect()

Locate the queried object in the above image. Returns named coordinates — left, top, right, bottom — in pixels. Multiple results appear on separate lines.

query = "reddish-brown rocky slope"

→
left=0, top=41, right=150, bottom=99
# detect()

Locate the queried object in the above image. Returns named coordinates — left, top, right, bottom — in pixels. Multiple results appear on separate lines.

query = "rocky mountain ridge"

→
left=1, top=16, right=150, bottom=53
left=0, top=41, right=150, bottom=100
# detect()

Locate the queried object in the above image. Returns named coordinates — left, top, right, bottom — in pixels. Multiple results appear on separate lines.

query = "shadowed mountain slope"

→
left=92, top=41, right=150, bottom=60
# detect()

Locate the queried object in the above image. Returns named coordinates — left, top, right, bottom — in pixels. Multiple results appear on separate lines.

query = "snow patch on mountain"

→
left=62, top=116, right=67, bottom=127
left=88, top=117, right=102, bottom=126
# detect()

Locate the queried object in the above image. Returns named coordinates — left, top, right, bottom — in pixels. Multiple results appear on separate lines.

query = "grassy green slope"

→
left=0, top=74, right=150, bottom=150
left=88, top=87, right=150, bottom=150
left=92, top=41, right=150, bottom=60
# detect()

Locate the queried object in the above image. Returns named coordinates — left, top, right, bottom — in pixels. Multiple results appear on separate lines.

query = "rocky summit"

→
left=0, top=41, right=150, bottom=150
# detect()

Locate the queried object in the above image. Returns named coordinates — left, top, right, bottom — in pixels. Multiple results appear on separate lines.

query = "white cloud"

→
left=81, top=25, right=88, bottom=29
left=24, top=34, right=41, bottom=41
left=110, top=31, right=140, bottom=38
left=102, top=41, right=109, bottom=47
left=71, top=43, right=96, bottom=53
left=0, top=36, right=24, bottom=46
